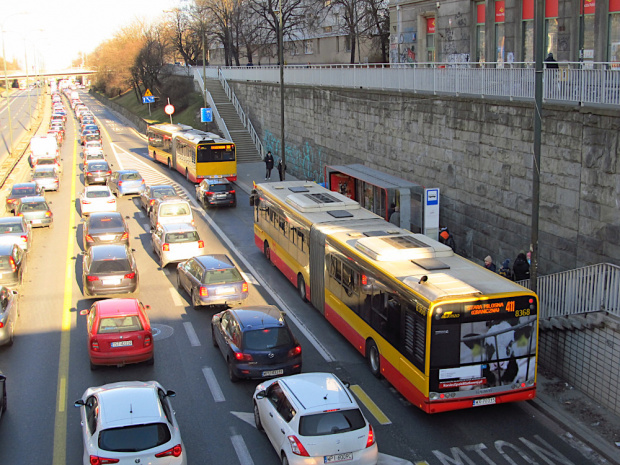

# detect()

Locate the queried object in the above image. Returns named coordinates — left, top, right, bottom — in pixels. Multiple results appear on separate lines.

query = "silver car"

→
left=0, top=286, right=19, bottom=346
left=151, top=223, right=205, bottom=268
left=0, top=217, right=32, bottom=252
left=31, top=165, right=60, bottom=191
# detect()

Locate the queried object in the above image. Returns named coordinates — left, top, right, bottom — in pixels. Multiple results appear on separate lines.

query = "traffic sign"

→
left=144, top=89, right=153, bottom=97
left=142, top=96, right=155, bottom=104
left=164, top=104, right=175, bottom=115
left=200, top=108, right=213, bottom=123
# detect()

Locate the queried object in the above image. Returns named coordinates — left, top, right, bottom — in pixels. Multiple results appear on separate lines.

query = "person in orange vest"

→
left=439, top=226, right=456, bottom=251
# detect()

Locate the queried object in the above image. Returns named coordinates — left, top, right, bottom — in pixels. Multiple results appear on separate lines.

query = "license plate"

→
left=31, top=219, right=41, bottom=224
left=324, top=453, right=353, bottom=463
left=94, top=177, right=103, bottom=181
left=473, top=397, right=496, bottom=407
left=262, top=369, right=283, bottom=377
left=111, top=340, right=133, bottom=347
left=101, top=235, right=115, bottom=241
left=216, top=287, right=236, bottom=295
left=216, top=194, right=226, bottom=199
left=102, top=278, right=122, bottom=285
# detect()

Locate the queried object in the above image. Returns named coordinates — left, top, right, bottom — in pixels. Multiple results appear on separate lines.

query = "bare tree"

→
left=131, top=25, right=169, bottom=102
left=363, top=0, right=389, bottom=63
left=166, top=7, right=203, bottom=65
left=326, top=0, right=370, bottom=63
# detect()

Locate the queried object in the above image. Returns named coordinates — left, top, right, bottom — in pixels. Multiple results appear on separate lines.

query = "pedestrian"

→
left=388, top=203, right=396, bottom=219
left=544, top=53, right=559, bottom=69
left=484, top=255, right=497, bottom=273
left=389, top=206, right=400, bottom=226
left=513, top=252, right=530, bottom=281
left=277, top=158, right=286, bottom=181
left=264, top=151, right=274, bottom=180
left=439, top=226, right=456, bottom=251
left=498, top=259, right=514, bottom=280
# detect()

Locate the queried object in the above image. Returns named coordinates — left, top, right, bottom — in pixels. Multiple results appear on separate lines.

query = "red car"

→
left=80, top=298, right=154, bottom=370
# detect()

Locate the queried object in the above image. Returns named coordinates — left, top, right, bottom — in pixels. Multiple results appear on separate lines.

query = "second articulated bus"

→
left=251, top=181, right=538, bottom=414
left=147, top=123, right=237, bottom=182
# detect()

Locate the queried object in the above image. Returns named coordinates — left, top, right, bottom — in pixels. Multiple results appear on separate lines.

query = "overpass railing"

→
left=173, top=62, right=620, bottom=107
left=193, top=71, right=232, bottom=141
left=517, top=263, right=620, bottom=319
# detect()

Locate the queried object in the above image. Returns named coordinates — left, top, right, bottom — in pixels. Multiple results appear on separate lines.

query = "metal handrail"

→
left=517, top=263, right=620, bottom=319
left=193, top=71, right=232, bottom=141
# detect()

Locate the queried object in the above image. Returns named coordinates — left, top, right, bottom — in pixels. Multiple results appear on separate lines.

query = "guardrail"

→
left=173, top=62, right=620, bottom=108
left=517, top=263, right=620, bottom=319
left=193, top=72, right=232, bottom=141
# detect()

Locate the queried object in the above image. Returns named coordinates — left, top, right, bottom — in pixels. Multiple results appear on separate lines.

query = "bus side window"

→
left=342, top=262, right=355, bottom=296
left=403, top=303, right=426, bottom=371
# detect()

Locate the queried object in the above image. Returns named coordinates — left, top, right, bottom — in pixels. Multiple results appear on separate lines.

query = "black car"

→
left=83, top=212, right=130, bottom=250
left=0, top=244, right=27, bottom=287
left=82, top=245, right=139, bottom=297
left=211, top=305, right=302, bottom=382
left=195, top=179, right=236, bottom=208
left=84, top=160, right=111, bottom=186
left=139, top=185, right=177, bottom=215
left=5, top=183, right=43, bottom=214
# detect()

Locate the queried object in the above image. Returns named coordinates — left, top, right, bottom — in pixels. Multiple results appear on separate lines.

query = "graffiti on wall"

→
left=263, top=130, right=325, bottom=183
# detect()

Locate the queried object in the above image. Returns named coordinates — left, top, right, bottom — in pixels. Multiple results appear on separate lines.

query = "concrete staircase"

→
left=203, top=79, right=261, bottom=164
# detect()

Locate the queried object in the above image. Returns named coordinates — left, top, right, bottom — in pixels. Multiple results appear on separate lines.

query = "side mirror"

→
left=79, top=309, right=89, bottom=316
left=74, top=399, right=85, bottom=407
left=144, top=305, right=151, bottom=311
left=255, top=390, right=266, bottom=399
left=165, top=390, right=176, bottom=398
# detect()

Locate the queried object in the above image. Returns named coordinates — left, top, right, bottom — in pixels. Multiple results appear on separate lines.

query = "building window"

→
left=323, top=26, right=332, bottom=33
left=545, top=0, right=558, bottom=56
left=345, top=35, right=352, bottom=52
left=305, top=40, right=313, bottom=54
left=609, top=1, right=620, bottom=64
left=476, top=2, right=486, bottom=63
left=426, top=17, right=436, bottom=62
left=522, top=0, right=534, bottom=62
left=495, top=1, right=505, bottom=63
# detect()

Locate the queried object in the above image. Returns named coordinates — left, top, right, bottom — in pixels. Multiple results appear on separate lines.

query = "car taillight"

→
left=199, top=286, right=208, bottom=297
left=205, top=191, right=213, bottom=196
left=89, top=455, right=119, bottom=464
left=7, top=199, right=17, bottom=204
left=91, top=339, right=99, bottom=352
left=82, top=200, right=91, bottom=205
left=242, top=282, right=248, bottom=293
left=85, top=172, right=91, bottom=176
left=141, top=180, right=145, bottom=185
left=234, top=352, right=253, bottom=362
left=155, top=444, right=182, bottom=458
left=288, top=345, right=302, bottom=358
left=107, top=199, right=115, bottom=204
left=121, top=232, right=128, bottom=240
left=87, top=276, right=99, bottom=282
left=198, top=240, right=204, bottom=249
left=45, top=211, right=52, bottom=217
left=118, top=180, right=122, bottom=186
left=9, top=257, right=16, bottom=273
left=106, top=171, right=111, bottom=175
left=85, top=235, right=94, bottom=243
left=162, top=243, right=169, bottom=252
left=191, top=219, right=195, bottom=226
left=230, top=190, right=235, bottom=194
left=0, top=322, right=3, bottom=328
left=124, top=272, right=135, bottom=279
left=20, top=235, right=28, bottom=243
left=366, top=424, right=375, bottom=448
left=144, top=334, right=152, bottom=347
left=150, top=199, right=155, bottom=205
left=17, top=213, right=24, bottom=217
left=287, top=435, right=310, bottom=456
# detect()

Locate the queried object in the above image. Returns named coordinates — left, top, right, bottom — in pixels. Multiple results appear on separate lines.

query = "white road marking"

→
left=230, top=411, right=256, bottom=428
left=240, top=270, right=259, bottom=286
left=230, top=432, right=255, bottom=465
left=169, top=287, right=185, bottom=307
left=183, top=322, right=201, bottom=347
left=377, top=455, right=416, bottom=465
left=202, top=367, right=226, bottom=403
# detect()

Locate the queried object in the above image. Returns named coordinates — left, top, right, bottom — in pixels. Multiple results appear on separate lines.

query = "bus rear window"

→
left=197, top=146, right=235, bottom=163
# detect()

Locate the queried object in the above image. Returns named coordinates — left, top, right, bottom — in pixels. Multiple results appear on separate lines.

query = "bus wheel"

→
left=264, top=241, right=271, bottom=262
left=366, top=340, right=381, bottom=378
left=152, top=150, right=156, bottom=159
left=185, top=169, right=189, bottom=181
left=167, top=158, right=171, bottom=169
left=297, top=274, right=308, bottom=302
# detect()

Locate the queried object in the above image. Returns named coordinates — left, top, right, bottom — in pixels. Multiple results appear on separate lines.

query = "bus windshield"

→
left=197, top=145, right=235, bottom=163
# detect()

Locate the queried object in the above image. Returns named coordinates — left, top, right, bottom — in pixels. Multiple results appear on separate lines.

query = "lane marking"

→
left=169, top=287, right=185, bottom=307
left=183, top=321, right=201, bottom=347
left=53, top=111, right=78, bottom=465
left=230, top=431, right=255, bottom=465
left=350, top=385, right=392, bottom=425
left=202, top=367, right=226, bottom=402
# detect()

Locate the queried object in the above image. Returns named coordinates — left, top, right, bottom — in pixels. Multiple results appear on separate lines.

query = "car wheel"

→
left=89, top=360, right=98, bottom=371
left=191, top=290, right=201, bottom=309
left=228, top=359, right=239, bottom=383
left=254, top=402, right=263, bottom=431
left=167, top=158, right=171, bottom=169
left=6, top=322, right=14, bottom=347
left=231, top=200, right=237, bottom=208
left=366, top=339, right=381, bottom=378
left=264, top=241, right=271, bottom=262
left=211, top=325, right=218, bottom=347
left=281, top=454, right=289, bottom=465
left=297, top=274, right=308, bottom=302
left=176, top=273, right=183, bottom=292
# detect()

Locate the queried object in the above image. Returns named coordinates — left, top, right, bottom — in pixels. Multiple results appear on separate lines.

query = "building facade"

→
left=389, top=0, right=620, bottom=65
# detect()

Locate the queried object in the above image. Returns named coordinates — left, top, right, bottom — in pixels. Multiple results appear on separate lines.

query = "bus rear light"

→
left=229, top=190, right=235, bottom=194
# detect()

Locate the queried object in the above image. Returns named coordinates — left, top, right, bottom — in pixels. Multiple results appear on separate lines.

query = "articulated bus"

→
left=146, top=123, right=237, bottom=183
left=251, top=181, right=538, bottom=413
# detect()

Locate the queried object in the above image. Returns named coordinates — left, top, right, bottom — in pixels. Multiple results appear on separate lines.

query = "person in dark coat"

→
left=513, top=253, right=530, bottom=281
left=544, top=53, right=559, bottom=69
left=498, top=259, right=514, bottom=280
left=277, top=158, right=286, bottom=181
left=264, top=151, right=274, bottom=179
left=484, top=255, right=497, bottom=273
left=439, top=226, right=456, bottom=251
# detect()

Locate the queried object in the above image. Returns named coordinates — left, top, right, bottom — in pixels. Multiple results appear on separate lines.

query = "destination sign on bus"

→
left=434, top=295, right=536, bottom=323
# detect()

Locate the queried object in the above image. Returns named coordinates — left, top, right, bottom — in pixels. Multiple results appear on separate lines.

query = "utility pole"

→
left=277, top=0, right=285, bottom=179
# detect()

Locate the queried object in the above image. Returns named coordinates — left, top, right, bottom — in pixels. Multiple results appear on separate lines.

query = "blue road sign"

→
left=142, top=96, right=155, bottom=104
left=201, top=107, right=213, bottom=123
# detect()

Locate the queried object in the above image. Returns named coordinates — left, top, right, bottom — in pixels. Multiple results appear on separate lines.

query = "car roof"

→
left=156, top=196, right=187, bottom=205
left=0, top=217, right=23, bottom=224
left=33, top=165, right=57, bottom=172
left=230, top=306, right=285, bottom=331
left=11, top=182, right=38, bottom=190
left=0, top=243, right=16, bottom=253
left=95, top=298, right=140, bottom=316
left=279, top=373, right=356, bottom=412
left=90, top=244, right=130, bottom=260
left=194, top=254, right=234, bottom=270
left=97, top=383, right=164, bottom=429
left=88, top=212, right=122, bottom=221
left=86, top=159, right=109, bottom=166
left=115, top=169, right=140, bottom=174
left=18, top=196, right=46, bottom=203
left=159, top=223, right=198, bottom=233
left=150, top=184, right=175, bottom=191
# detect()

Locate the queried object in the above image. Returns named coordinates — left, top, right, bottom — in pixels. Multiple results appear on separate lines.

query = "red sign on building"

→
left=427, top=17, right=436, bottom=34
left=476, top=3, right=485, bottom=24
left=582, top=0, right=596, bottom=15
left=495, top=1, right=505, bottom=22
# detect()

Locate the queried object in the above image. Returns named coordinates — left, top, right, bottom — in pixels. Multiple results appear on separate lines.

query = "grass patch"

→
left=112, top=90, right=204, bottom=126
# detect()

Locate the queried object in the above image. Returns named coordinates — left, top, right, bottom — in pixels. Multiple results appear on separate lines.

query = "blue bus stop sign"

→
left=201, top=108, right=213, bottom=123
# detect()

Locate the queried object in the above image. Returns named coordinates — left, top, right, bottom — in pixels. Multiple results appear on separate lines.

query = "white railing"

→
left=517, top=263, right=620, bottom=319
left=193, top=71, right=232, bottom=141
left=179, top=62, right=620, bottom=107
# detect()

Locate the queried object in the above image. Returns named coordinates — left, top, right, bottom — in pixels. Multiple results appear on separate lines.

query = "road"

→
left=0, top=90, right=605, bottom=465
left=0, top=87, right=42, bottom=163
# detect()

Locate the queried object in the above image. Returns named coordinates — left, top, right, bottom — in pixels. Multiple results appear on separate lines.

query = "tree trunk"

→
left=350, top=34, right=356, bottom=64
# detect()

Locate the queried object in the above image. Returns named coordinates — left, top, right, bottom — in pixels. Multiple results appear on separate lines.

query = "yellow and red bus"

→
left=251, top=181, right=538, bottom=413
left=147, top=123, right=237, bottom=183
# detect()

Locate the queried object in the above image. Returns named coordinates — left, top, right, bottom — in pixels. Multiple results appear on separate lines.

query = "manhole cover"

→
left=152, top=324, right=174, bottom=340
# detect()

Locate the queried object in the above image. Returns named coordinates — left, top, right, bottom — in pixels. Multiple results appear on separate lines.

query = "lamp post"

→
left=276, top=0, right=285, bottom=179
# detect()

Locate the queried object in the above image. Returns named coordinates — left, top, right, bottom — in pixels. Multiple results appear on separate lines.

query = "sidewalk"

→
left=234, top=160, right=620, bottom=464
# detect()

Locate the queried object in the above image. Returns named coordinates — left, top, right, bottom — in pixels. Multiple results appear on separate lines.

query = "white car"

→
left=74, top=381, right=187, bottom=465
left=80, top=186, right=116, bottom=216
left=151, top=222, right=205, bottom=267
left=253, top=372, right=378, bottom=465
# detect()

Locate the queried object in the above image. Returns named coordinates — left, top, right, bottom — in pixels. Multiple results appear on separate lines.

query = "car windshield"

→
left=160, top=204, right=190, bottom=217
left=33, top=171, right=55, bottom=178
left=154, top=188, right=176, bottom=198
left=91, top=217, right=124, bottom=228
left=242, top=327, right=292, bottom=350
left=298, top=409, right=366, bottom=437
left=121, top=173, right=141, bottom=181
left=19, top=201, right=48, bottom=212
left=0, top=223, right=24, bottom=233
left=88, top=163, right=108, bottom=171
left=209, top=184, right=232, bottom=193
left=91, top=259, right=131, bottom=273
left=203, top=268, right=242, bottom=285
left=97, top=315, right=143, bottom=333
left=98, top=423, right=171, bottom=452
left=11, top=187, right=37, bottom=196
left=86, top=190, right=111, bottom=199
left=165, top=231, right=200, bottom=243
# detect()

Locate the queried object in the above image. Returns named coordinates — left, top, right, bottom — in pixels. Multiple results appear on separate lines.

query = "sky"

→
left=2, top=0, right=182, bottom=71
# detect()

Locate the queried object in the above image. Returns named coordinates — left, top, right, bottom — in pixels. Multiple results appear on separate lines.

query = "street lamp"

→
left=275, top=0, right=285, bottom=180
